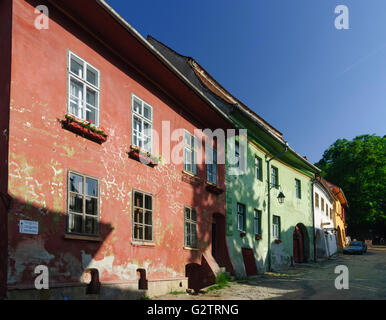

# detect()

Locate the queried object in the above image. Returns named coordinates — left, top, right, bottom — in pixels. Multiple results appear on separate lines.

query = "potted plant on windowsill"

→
left=274, top=239, right=282, bottom=244
left=128, top=145, right=159, bottom=167
left=240, top=231, right=246, bottom=238
left=255, top=235, right=262, bottom=241
left=61, top=114, right=108, bottom=144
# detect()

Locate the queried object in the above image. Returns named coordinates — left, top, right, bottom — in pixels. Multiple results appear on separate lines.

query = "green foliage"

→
left=169, top=290, right=185, bottom=295
left=315, top=134, right=386, bottom=232
left=204, top=272, right=231, bottom=293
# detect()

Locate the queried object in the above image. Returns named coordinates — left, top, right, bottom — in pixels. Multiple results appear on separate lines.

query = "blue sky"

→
left=107, top=0, right=386, bottom=163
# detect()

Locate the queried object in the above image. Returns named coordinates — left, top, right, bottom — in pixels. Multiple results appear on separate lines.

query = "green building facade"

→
left=225, top=109, right=319, bottom=277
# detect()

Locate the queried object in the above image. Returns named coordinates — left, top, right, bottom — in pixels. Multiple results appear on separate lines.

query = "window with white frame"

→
left=132, top=95, right=153, bottom=153
left=67, top=171, right=99, bottom=236
left=237, top=203, right=246, bottom=232
left=255, top=157, right=263, bottom=181
left=235, top=141, right=240, bottom=168
left=184, top=207, right=197, bottom=248
left=206, top=147, right=217, bottom=184
left=271, top=166, right=279, bottom=189
left=132, top=190, right=153, bottom=242
left=254, top=209, right=262, bottom=236
left=68, top=51, right=100, bottom=126
left=184, top=131, right=198, bottom=175
left=273, top=215, right=281, bottom=240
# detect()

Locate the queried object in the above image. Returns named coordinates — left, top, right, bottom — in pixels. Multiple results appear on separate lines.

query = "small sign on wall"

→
left=19, top=220, right=39, bottom=235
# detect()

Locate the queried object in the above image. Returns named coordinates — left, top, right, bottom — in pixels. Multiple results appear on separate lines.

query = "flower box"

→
left=205, top=183, right=224, bottom=195
left=181, top=171, right=202, bottom=186
left=255, top=235, right=262, bottom=241
left=240, top=232, right=246, bottom=238
left=61, top=114, right=108, bottom=144
left=128, top=145, right=159, bottom=167
left=274, top=239, right=282, bottom=244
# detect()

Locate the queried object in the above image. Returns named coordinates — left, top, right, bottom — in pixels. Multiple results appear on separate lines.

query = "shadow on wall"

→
left=2, top=195, right=148, bottom=300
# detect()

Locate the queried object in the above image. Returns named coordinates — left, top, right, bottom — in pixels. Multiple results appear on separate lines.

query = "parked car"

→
left=343, top=241, right=367, bottom=255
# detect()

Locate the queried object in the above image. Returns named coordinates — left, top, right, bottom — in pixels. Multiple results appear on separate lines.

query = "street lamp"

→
left=277, top=191, right=285, bottom=204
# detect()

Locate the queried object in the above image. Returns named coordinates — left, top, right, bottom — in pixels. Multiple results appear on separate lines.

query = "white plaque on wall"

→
left=19, top=220, right=39, bottom=235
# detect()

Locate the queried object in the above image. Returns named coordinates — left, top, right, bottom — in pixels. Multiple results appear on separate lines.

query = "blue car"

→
left=343, top=241, right=367, bottom=255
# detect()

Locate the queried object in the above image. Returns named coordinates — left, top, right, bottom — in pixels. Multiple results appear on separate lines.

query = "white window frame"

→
left=273, top=215, right=280, bottom=240
left=255, top=156, right=262, bottom=181
left=131, top=94, right=153, bottom=154
left=254, top=209, right=262, bottom=235
left=271, top=166, right=279, bottom=189
left=184, top=206, right=197, bottom=248
left=237, top=203, right=246, bottom=232
left=66, top=170, right=100, bottom=236
left=67, top=51, right=100, bottom=126
left=132, top=189, right=153, bottom=242
left=206, top=146, right=217, bottom=185
left=183, top=130, right=198, bottom=175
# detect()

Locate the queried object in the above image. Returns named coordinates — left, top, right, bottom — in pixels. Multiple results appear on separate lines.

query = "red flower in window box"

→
left=255, top=235, right=262, bottom=240
left=240, top=231, right=246, bottom=238
left=274, top=239, right=282, bottom=244
left=61, top=114, right=108, bottom=144
left=128, top=145, right=159, bottom=167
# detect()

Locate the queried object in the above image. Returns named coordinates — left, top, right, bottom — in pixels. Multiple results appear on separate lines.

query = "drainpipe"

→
left=266, top=142, right=288, bottom=272
left=311, top=178, right=317, bottom=262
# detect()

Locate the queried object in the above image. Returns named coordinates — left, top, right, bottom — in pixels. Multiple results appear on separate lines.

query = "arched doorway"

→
left=293, top=224, right=306, bottom=263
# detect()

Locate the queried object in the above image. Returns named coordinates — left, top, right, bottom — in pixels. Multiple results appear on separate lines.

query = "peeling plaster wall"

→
left=6, top=0, right=230, bottom=296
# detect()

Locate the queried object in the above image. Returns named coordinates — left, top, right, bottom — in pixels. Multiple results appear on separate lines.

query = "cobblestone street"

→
left=155, top=246, right=386, bottom=300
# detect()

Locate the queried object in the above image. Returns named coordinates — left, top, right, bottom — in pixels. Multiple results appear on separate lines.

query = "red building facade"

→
left=0, top=0, right=234, bottom=299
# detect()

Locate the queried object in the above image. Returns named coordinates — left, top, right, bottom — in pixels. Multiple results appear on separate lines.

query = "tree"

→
left=315, top=135, right=386, bottom=238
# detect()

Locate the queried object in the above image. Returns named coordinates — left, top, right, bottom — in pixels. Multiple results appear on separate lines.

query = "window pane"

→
left=70, top=56, right=84, bottom=78
left=238, top=215, right=243, bottom=231
left=86, top=66, right=98, bottom=87
left=143, top=104, right=152, bottom=121
left=85, top=178, right=98, bottom=197
left=134, top=208, right=143, bottom=224
left=134, top=224, right=143, bottom=240
left=69, top=173, right=83, bottom=193
left=69, top=194, right=83, bottom=213
left=69, top=214, right=83, bottom=233
left=85, top=197, right=98, bottom=215
left=145, top=226, right=152, bottom=241
left=191, top=224, right=197, bottom=247
left=134, top=192, right=143, bottom=208
left=133, top=116, right=142, bottom=135
left=145, top=211, right=152, bottom=225
left=185, top=207, right=190, bottom=220
left=86, top=107, right=97, bottom=126
left=145, top=195, right=152, bottom=210
left=133, top=97, right=142, bottom=115
left=85, top=216, right=98, bottom=235
left=70, top=78, right=84, bottom=117
left=184, top=132, right=191, bottom=146
left=191, top=209, right=197, bottom=221
left=185, top=223, right=191, bottom=246
left=86, top=88, right=97, bottom=107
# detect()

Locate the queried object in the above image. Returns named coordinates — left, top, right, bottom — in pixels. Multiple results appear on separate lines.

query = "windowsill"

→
left=205, top=181, right=224, bottom=195
left=182, top=170, right=198, bottom=178
left=131, top=240, right=155, bottom=247
left=64, top=234, right=102, bottom=242
left=183, top=246, right=200, bottom=251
